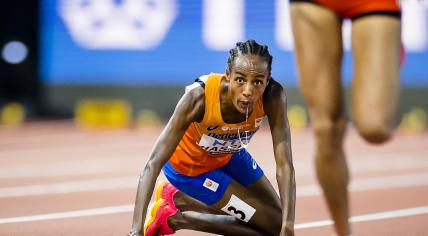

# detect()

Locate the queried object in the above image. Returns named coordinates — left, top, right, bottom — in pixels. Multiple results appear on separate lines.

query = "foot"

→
left=144, top=198, right=178, bottom=236
left=155, top=181, right=179, bottom=212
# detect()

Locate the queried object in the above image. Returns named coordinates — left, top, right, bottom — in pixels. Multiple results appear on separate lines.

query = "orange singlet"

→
left=291, top=0, right=401, bottom=19
left=168, top=73, right=266, bottom=176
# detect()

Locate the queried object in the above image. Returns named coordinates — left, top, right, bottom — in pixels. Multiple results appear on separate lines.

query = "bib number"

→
left=226, top=206, right=246, bottom=220
left=221, top=194, right=256, bottom=222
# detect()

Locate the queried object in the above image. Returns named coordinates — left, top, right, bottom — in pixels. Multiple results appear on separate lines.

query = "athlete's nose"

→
left=242, top=83, right=252, bottom=97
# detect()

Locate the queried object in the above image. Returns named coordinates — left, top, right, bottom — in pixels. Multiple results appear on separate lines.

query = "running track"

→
left=0, top=121, right=427, bottom=235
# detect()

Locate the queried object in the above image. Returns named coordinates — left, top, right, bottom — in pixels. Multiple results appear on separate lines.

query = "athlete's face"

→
left=226, top=54, right=270, bottom=114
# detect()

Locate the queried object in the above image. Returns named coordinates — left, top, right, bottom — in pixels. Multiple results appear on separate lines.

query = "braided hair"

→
left=227, top=39, right=273, bottom=73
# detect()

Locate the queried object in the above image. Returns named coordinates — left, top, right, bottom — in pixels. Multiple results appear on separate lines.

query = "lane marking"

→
left=3, top=156, right=427, bottom=178
left=0, top=205, right=133, bottom=224
left=0, top=177, right=136, bottom=198
left=0, top=204, right=427, bottom=226
left=298, top=172, right=428, bottom=197
left=0, top=159, right=138, bottom=179
left=2, top=172, right=428, bottom=198
left=295, top=206, right=428, bottom=229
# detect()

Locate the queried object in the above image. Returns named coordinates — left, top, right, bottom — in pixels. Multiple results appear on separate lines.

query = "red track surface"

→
left=0, top=121, right=427, bottom=235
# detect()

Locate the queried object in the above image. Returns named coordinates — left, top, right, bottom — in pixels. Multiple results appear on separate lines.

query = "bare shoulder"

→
left=263, top=79, right=287, bottom=108
left=179, top=84, right=205, bottom=123
left=263, top=80, right=289, bottom=130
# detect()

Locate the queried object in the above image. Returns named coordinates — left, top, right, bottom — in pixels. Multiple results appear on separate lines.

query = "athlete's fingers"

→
left=126, top=230, right=138, bottom=236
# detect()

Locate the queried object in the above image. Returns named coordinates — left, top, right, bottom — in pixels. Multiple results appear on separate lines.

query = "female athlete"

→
left=129, top=39, right=296, bottom=236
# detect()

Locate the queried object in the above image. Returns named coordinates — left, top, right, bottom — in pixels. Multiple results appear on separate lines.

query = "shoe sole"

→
left=144, top=198, right=165, bottom=235
left=155, top=180, right=167, bottom=201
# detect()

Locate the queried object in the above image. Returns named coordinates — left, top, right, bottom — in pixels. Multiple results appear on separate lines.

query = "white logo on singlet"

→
left=197, top=134, right=243, bottom=154
left=221, top=124, right=250, bottom=131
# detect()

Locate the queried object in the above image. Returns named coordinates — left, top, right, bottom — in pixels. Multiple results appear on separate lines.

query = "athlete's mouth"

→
left=238, top=100, right=251, bottom=111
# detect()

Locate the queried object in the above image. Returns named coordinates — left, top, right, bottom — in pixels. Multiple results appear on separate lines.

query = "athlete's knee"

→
left=264, top=224, right=281, bottom=236
left=358, top=124, right=392, bottom=144
left=312, top=116, right=345, bottom=153
left=219, top=193, right=281, bottom=235
left=269, top=214, right=282, bottom=236
left=251, top=210, right=281, bottom=236
left=355, top=118, right=393, bottom=144
left=257, top=201, right=282, bottom=235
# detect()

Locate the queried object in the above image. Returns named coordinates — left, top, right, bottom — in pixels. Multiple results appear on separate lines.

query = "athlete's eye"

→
left=236, top=77, right=245, bottom=84
left=254, top=80, right=263, bottom=86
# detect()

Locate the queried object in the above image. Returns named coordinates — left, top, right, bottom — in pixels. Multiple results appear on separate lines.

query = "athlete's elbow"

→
left=276, top=166, right=286, bottom=180
left=138, top=166, right=150, bottom=183
left=140, top=159, right=161, bottom=179
left=276, top=163, right=295, bottom=180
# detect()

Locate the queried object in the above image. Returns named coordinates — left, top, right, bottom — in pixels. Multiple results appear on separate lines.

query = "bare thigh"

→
left=290, top=3, right=346, bottom=140
left=351, top=15, right=401, bottom=142
left=246, top=176, right=281, bottom=210
left=211, top=178, right=282, bottom=236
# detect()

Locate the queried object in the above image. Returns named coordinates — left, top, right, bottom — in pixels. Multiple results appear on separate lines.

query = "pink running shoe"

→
left=144, top=198, right=178, bottom=236
left=155, top=181, right=179, bottom=212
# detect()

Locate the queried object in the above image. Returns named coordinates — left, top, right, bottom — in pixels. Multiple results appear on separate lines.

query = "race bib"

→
left=197, top=134, right=242, bottom=154
left=221, top=194, right=256, bottom=222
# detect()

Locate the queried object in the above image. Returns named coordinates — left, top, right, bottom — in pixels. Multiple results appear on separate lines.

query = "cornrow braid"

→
left=227, top=39, right=273, bottom=72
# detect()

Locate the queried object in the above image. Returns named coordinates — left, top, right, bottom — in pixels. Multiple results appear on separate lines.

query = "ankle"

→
left=172, top=192, right=186, bottom=210
left=167, top=211, right=185, bottom=231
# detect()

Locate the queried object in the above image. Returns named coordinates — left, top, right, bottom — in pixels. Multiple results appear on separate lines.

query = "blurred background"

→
left=1, top=0, right=427, bottom=132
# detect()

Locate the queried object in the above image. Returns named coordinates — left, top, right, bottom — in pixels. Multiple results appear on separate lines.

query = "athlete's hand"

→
left=127, top=230, right=142, bottom=236
left=126, top=230, right=136, bottom=236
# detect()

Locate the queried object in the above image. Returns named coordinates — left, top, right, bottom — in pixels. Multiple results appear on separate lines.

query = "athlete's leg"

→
left=170, top=211, right=264, bottom=236
left=212, top=179, right=282, bottom=235
left=144, top=185, right=265, bottom=235
left=291, top=3, right=351, bottom=236
left=160, top=149, right=284, bottom=235
left=351, top=15, right=401, bottom=143
left=167, top=181, right=276, bottom=236
left=171, top=171, right=281, bottom=215
left=160, top=159, right=272, bottom=235
left=246, top=176, right=281, bottom=210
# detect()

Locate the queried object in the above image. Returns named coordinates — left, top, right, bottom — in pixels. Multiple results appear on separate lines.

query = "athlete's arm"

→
left=130, top=85, right=205, bottom=236
left=263, top=80, right=296, bottom=235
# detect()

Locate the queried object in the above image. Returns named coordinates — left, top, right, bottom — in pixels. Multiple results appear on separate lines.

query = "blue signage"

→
left=40, top=0, right=428, bottom=86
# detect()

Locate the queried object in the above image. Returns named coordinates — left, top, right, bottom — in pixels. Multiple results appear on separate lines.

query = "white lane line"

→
left=2, top=151, right=427, bottom=179
left=0, top=159, right=137, bottom=179
left=295, top=206, right=428, bottom=229
left=0, top=205, right=427, bottom=226
left=297, top=172, right=428, bottom=197
left=0, top=205, right=133, bottom=224
left=0, top=177, right=136, bottom=198
left=1, top=172, right=428, bottom=198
